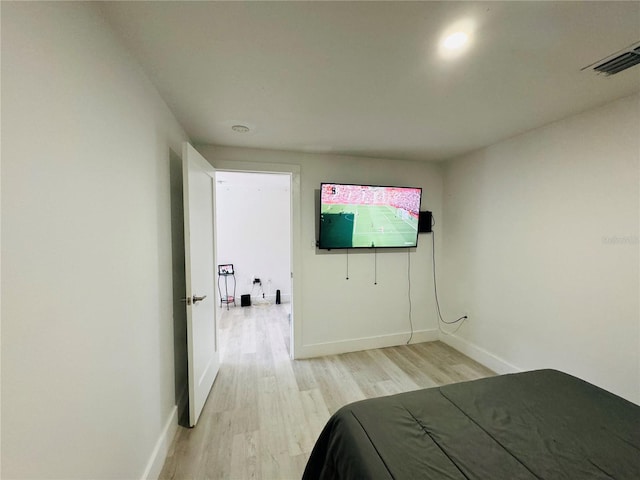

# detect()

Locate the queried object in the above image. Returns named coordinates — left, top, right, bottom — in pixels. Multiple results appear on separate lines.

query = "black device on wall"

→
left=318, top=182, right=422, bottom=249
left=418, top=211, right=432, bottom=233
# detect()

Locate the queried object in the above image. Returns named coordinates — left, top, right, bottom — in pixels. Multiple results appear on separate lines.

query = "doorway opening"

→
left=214, top=170, right=293, bottom=356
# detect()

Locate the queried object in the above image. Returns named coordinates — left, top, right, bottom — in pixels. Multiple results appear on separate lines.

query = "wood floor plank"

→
left=382, top=346, right=439, bottom=389
left=290, top=357, right=319, bottom=392
left=159, top=304, right=495, bottom=479
left=257, top=385, right=288, bottom=457
left=365, top=348, right=421, bottom=392
left=299, top=388, right=331, bottom=443
left=230, top=431, right=259, bottom=480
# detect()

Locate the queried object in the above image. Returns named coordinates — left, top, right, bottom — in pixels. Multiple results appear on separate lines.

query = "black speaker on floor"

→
left=418, top=211, right=432, bottom=233
left=241, top=294, right=251, bottom=307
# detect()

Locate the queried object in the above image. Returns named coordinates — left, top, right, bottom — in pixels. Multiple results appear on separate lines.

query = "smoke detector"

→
left=583, top=41, right=640, bottom=76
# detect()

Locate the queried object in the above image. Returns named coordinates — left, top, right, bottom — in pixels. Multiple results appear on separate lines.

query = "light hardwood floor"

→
left=159, top=303, right=494, bottom=479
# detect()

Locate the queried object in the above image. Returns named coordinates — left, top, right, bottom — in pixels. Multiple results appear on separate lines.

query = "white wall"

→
left=198, top=146, right=444, bottom=357
left=215, top=172, right=292, bottom=303
left=2, top=2, right=187, bottom=478
left=441, top=94, right=640, bottom=404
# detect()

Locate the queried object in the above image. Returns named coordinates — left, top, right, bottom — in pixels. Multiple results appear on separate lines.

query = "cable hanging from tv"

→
left=374, top=248, right=377, bottom=285
left=431, top=215, right=468, bottom=335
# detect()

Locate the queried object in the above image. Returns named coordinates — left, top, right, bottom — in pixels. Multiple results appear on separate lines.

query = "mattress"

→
left=303, top=369, right=640, bottom=479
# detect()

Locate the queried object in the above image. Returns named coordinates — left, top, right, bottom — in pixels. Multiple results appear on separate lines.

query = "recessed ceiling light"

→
left=231, top=125, right=250, bottom=133
left=442, top=32, right=469, bottom=51
left=438, top=19, right=475, bottom=59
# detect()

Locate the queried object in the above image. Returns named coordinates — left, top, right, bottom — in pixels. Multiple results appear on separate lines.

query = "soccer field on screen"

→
left=319, top=204, right=418, bottom=248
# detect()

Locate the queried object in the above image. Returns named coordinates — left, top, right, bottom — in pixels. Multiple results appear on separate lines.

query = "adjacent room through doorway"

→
left=214, top=171, right=293, bottom=353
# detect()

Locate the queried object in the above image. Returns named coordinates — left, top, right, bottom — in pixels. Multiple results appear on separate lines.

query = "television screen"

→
left=319, top=183, right=422, bottom=249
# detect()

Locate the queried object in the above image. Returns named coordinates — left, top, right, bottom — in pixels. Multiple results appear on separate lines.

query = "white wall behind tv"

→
left=215, top=171, right=292, bottom=303
left=441, top=93, right=640, bottom=404
left=198, top=145, right=444, bottom=358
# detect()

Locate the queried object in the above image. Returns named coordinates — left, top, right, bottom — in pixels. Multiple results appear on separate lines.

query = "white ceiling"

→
left=100, top=1, right=640, bottom=162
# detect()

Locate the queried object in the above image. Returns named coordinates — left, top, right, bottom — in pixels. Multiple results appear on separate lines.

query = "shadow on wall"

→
left=169, top=148, right=189, bottom=427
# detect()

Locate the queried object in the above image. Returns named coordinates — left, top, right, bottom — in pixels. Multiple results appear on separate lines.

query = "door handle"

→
left=192, top=294, right=207, bottom=304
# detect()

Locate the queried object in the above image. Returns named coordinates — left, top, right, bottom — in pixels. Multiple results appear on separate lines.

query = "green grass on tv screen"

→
left=319, top=204, right=418, bottom=248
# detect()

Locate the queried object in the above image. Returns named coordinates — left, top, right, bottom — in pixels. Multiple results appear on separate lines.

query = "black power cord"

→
left=346, top=248, right=349, bottom=280
left=374, top=248, right=378, bottom=285
left=406, top=248, right=414, bottom=344
left=431, top=216, right=467, bottom=335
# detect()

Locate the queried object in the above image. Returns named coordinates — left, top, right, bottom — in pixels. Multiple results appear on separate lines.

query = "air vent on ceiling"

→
left=584, top=41, right=640, bottom=76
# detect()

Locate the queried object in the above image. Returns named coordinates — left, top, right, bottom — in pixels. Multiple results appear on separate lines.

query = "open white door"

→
left=183, top=142, right=219, bottom=427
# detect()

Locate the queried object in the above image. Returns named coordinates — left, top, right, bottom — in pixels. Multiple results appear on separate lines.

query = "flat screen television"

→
left=318, top=183, right=422, bottom=249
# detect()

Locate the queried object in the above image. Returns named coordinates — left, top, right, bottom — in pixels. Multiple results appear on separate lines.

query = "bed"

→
left=302, top=369, right=640, bottom=479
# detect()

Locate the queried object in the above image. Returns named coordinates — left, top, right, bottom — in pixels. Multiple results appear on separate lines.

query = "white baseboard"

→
left=298, top=329, right=439, bottom=358
left=438, top=332, right=521, bottom=375
left=141, top=405, right=178, bottom=480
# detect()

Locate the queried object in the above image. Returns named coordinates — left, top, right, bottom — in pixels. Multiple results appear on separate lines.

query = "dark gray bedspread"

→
left=302, top=369, right=640, bottom=479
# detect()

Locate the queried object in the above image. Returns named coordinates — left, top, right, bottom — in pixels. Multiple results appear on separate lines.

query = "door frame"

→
left=211, top=160, right=301, bottom=359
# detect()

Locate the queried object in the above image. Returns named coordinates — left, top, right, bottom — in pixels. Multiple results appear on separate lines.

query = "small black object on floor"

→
left=240, top=294, right=251, bottom=307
